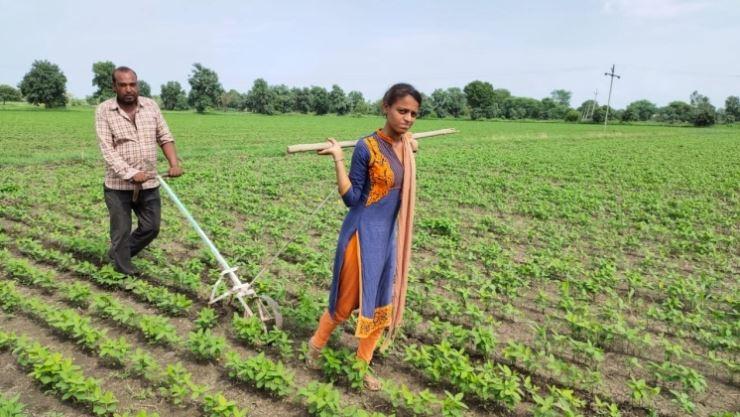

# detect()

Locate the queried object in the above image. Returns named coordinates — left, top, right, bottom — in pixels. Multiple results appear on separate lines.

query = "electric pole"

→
left=587, top=89, right=598, bottom=121
left=603, top=64, right=621, bottom=128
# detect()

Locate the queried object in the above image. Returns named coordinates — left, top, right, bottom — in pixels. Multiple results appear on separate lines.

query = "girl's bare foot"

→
left=306, top=340, right=322, bottom=370
left=363, top=372, right=382, bottom=391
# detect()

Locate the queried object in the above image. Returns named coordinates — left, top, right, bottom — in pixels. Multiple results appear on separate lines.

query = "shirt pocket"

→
left=112, top=124, right=139, bottom=146
left=140, top=114, right=158, bottom=139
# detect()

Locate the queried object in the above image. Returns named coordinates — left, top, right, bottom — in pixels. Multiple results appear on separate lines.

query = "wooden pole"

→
left=286, top=128, right=458, bottom=154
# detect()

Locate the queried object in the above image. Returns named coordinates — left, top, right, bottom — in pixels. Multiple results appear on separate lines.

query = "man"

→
left=95, top=66, right=183, bottom=275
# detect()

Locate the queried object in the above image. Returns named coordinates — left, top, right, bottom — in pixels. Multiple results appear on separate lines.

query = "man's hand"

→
left=131, top=171, right=152, bottom=183
left=168, top=165, right=184, bottom=177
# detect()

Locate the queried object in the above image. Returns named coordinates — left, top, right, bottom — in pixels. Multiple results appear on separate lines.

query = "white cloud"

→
left=602, top=0, right=709, bottom=18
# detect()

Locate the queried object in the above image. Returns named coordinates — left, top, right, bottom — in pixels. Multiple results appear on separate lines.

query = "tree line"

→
left=1, top=59, right=738, bottom=127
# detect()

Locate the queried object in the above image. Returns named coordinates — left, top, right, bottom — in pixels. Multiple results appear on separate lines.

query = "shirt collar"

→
left=110, top=97, right=146, bottom=111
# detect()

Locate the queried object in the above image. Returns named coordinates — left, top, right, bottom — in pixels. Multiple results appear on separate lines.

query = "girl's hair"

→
left=382, top=83, right=422, bottom=107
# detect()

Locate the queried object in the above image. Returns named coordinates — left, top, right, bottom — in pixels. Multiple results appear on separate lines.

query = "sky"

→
left=1, top=0, right=738, bottom=109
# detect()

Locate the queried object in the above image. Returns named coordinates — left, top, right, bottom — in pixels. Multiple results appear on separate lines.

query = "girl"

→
left=306, top=83, right=420, bottom=391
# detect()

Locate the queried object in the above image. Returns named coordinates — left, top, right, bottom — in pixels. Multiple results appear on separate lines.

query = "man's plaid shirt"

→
left=95, top=97, right=174, bottom=190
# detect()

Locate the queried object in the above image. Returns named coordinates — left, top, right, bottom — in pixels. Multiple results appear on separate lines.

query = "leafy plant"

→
left=195, top=307, right=218, bottom=330
left=441, top=391, right=468, bottom=417
left=98, top=336, right=131, bottom=368
left=319, top=347, right=368, bottom=390
left=10, top=336, right=118, bottom=416
left=129, top=348, right=162, bottom=381
left=224, top=351, right=294, bottom=397
left=61, top=282, right=92, bottom=307
left=158, top=362, right=203, bottom=405
left=593, top=396, right=621, bottom=417
left=139, top=315, right=180, bottom=346
left=0, top=393, right=28, bottom=417
left=669, top=389, right=696, bottom=413
left=202, top=392, right=247, bottom=417
left=383, top=380, right=439, bottom=416
left=299, top=381, right=342, bottom=417
left=0, top=280, right=21, bottom=312
left=187, top=329, right=226, bottom=362
left=627, top=378, right=660, bottom=404
left=113, top=412, right=161, bottom=417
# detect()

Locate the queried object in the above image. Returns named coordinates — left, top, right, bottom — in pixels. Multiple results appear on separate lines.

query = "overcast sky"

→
left=1, top=0, right=738, bottom=108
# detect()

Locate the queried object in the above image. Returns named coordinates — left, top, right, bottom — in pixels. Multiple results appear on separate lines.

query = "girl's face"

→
left=384, top=95, right=420, bottom=135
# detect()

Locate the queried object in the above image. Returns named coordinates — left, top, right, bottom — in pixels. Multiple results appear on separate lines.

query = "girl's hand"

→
left=318, top=138, right=343, bottom=159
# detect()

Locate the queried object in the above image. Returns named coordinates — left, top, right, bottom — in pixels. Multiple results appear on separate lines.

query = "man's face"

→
left=113, top=70, right=139, bottom=105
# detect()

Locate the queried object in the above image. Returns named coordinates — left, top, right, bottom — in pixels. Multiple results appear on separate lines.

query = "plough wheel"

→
left=249, top=294, right=283, bottom=330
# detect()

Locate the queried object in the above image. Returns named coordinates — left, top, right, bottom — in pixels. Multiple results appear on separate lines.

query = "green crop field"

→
left=0, top=105, right=737, bottom=417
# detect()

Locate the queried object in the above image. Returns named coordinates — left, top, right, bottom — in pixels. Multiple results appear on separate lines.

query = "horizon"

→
left=1, top=0, right=738, bottom=109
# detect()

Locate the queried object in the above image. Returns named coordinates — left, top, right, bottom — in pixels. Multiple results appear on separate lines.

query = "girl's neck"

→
left=381, top=125, right=402, bottom=143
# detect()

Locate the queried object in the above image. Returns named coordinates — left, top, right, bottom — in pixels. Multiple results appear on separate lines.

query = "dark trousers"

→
left=103, top=186, right=161, bottom=274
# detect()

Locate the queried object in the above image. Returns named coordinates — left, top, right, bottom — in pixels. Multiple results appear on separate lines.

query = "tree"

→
left=463, top=80, right=495, bottom=119
left=446, top=87, right=467, bottom=118
left=724, top=96, right=740, bottom=120
left=503, top=96, right=541, bottom=119
left=691, top=104, right=716, bottom=126
left=309, top=86, right=330, bottom=115
left=656, top=101, right=692, bottom=124
left=328, top=84, right=349, bottom=115
left=0, top=84, right=22, bottom=104
left=347, top=91, right=368, bottom=115
left=490, top=88, right=511, bottom=118
left=687, top=91, right=716, bottom=127
left=431, top=88, right=466, bottom=118
left=540, top=97, right=568, bottom=120
left=623, top=99, right=657, bottom=122
left=292, top=87, right=311, bottom=114
left=187, top=63, right=223, bottom=113
left=138, top=80, right=152, bottom=98
left=372, top=99, right=384, bottom=116
left=550, top=89, right=572, bottom=107
left=19, top=60, right=68, bottom=108
left=91, top=61, right=115, bottom=102
left=591, top=105, right=614, bottom=123
left=564, top=109, right=580, bottom=122
left=271, top=84, right=294, bottom=113
left=220, top=89, right=245, bottom=111
left=160, top=81, right=188, bottom=110
left=418, top=93, right=433, bottom=118
left=245, top=78, right=276, bottom=114
left=716, top=108, right=732, bottom=124
left=430, top=89, right=449, bottom=118
left=689, top=90, right=709, bottom=106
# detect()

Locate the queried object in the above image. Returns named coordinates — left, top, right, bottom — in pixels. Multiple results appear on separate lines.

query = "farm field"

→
left=0, top=106, right=737, bottom=417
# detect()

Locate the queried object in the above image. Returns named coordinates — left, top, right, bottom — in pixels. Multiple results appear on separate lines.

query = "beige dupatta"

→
left=380, top=132, right=416, bottom=350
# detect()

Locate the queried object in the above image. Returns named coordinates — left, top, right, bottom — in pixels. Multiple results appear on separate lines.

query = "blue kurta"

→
left=328, top=130, right=405, bottom=338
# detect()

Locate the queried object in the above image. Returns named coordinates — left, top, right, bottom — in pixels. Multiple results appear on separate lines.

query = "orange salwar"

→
left=310, top=233, right=384, bottom=363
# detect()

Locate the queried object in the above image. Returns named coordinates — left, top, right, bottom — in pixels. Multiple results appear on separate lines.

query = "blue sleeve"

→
left=341, top=139, right=369, bottom=207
